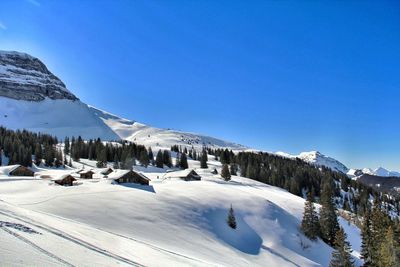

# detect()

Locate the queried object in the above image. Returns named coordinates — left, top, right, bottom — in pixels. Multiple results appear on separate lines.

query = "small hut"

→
left=164, top=169, right=201, bottom=181
left=52, top=174, right=76, bottom=186
left=108, top=170, right=150, bottom=185
left=100, top=167, right=114, bottom=176
left=79, top=170, right=94, bottom=179
left=0, top=165, right=34, bottom=177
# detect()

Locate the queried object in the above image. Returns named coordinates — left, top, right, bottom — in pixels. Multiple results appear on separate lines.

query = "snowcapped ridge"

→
left=0, top=50, right=77, bottom=101
left=276, top=150, right=349, bottom=174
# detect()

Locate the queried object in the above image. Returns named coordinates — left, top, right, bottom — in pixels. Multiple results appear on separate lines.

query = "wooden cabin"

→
left=164, top=169, right=201, bottom=181
left=79, top=170, right=94, bottom=179
left=100, top=167, right=114, bottom=176
left=8, top=165, right=34, bottom=176
left=52, top=175, right=76, bottom=186
left=109, top=170, right=150, bottom=185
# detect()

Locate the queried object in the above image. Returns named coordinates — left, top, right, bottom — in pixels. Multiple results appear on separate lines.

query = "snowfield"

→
left=0, top=158, right=362, bottom=266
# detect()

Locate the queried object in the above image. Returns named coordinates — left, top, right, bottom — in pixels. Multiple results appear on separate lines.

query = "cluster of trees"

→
left=0, top=126, right=59, bottom=167
left=208, top=149, right=400, bottom=218
left=360, top=201, right=400, bottom=266
left=65, top=137, right=152, bottom=169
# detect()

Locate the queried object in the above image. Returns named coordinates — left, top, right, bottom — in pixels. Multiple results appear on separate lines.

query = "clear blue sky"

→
left=0, top=0, right=399, bottom=170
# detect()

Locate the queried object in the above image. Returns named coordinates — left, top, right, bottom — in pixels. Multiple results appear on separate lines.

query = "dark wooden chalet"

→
left=109, top=170, right=150, bottom=185
left=52, top=175, right=76, bottom=186
left=101, top=168, right=114, bottom=176
left=164, top=169, right=201, bottom=181
left=9, top=165, right=34, bottom=176
left=79, top=170, right=94, bottom=179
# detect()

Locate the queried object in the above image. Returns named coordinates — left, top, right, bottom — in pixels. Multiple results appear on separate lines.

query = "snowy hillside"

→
left=0, top=157, right=362, bottom=266
left=90, top=106, right=246, bottom=151
left=276, top=151, right=349, bottom=174
left=0, top=97, right=119, bottom=141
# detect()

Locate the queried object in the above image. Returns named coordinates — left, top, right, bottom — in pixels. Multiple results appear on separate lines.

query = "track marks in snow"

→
left=0, top=209, right=143, bottom=267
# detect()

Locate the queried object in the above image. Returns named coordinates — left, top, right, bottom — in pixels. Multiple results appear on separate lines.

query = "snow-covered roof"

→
left=0, top=165, right=23, bottom=176
left=51, top=173, right=75, bottom=181
left=107, top=170, right=131, bottom=180
left=107, top=169, right=150, bottom=181
left=163, top=169, right=199, bottom=179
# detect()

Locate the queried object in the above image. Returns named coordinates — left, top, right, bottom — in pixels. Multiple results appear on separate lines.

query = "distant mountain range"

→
left=0, top=50, right=398, bottom=177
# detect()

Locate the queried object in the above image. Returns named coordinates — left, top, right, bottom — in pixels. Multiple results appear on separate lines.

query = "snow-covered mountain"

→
left=276, top=151, right=349, bottom=174
left=361, top=167, right=400, bottom=177
left=0, top=50, right=245, bottom=150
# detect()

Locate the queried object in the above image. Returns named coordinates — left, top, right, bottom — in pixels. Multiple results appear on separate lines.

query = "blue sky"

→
left=0, top=0, right=399, bottom=170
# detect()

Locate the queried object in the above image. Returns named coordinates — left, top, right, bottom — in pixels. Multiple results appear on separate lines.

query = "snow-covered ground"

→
left=0, top=157, right=362, bottom=266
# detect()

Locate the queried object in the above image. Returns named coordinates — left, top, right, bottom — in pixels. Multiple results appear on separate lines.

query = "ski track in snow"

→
left=0, top=208, right=143, bottom=267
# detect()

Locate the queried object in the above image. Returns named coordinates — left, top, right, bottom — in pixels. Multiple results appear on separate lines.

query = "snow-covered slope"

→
left=0, top=97, right=120, bottom=140
left=0, top=157, right=362, bottom=266
left=0, top=50, right=246, bottom=149
left=276, top=151, right=349, bottom=174
left=90, top=106, right=246, bottom=150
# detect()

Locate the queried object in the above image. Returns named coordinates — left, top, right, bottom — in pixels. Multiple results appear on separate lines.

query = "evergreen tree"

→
left=378, top=227, right=398, bottom=267
left=361, top=209, right=373, bottom=266
left=156, top=150, right=164, bottom=168
left=180, top=153, right=188, bottom=169
left=34, top=143, right=42, bottom=165
left=329, top=227, right=354, bottom=267
left=319, top=181, right=340, bottom=246
left=175, top=152, right=181, bottom=168
left=221, top=164, right=231, bottom=181
left=200, top=150, right=208, bottom=169
left=230, top=163, right=237, bottom=176
left=139, top=150, right=149, bottom=167
left=163, top=150, right=172, bottom=168
left=370, top=200, right=391, bottom=265
left=0, top=148, right=2, bottom=166
left=227, top=205, right=237, bottom=229
left=64, top=137, right=70, bottom=155
left=301, top=192, right=320, bottom=240
left=148, top=147, right=154, bottom=165
left=113, top=153, right=119, bottom=169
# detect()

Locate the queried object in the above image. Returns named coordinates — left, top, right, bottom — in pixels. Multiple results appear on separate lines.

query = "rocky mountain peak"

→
left=0, top=50, right=77, bottom=101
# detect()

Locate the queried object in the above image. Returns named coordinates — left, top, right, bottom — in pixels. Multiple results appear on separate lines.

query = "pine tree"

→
left=221, top=164, right=231, bottom=181
left=370, top=199, right=391, bottom=265
left=329, top=227, right=354, bottom=267
left=34, top=143, right=42, bottom=165
left=163, top=150, right=172, bottom=168
left=361, top=209, right=373, bottom=266
left=156, top=150, right=164, bottom=168
left=139, top=150, right=149, bottom=167
left=200, top=150, right=208, bottom=169
left=378, top=227, right=398, bottom=267
left=301, top=192, right=320, bottom=240
left=64, top=137, right=70, bottom=155
left=180, top=153, right=188, bottom=169
left=230, top=163, right=237, bottom=176
left=148, top=147, right=154, bottom=165
left=227, top=205, right=237, bottom=229
left=319, top=182, right=340, bottom=246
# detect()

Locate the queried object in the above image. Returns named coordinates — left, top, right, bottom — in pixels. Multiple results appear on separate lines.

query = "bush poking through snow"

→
left=227, top=205, right=237, bottom=229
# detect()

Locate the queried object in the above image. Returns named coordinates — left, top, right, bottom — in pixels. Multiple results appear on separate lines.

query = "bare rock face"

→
left=0, top=51, right=78, bottom=101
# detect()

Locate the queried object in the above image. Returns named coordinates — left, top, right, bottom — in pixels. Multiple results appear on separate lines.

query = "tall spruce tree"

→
left=180, top=153, right=188, bottom=169
left=227, top=205, right=237, bottom=229
left=200, top=150, right=208, bottom=169
left=360, top=209, right=373, bottom=266
left=148, top=147, right=154, bottom=165
left=378, top=227, right=398, bottom=267
left=221, top=164, right=231, bottom=181
left=156, top=150, right=164, bottom=168
left=319, top=181, right=340, bottom=246
left=301, top=192, right=320, bottom=240
left=329, top=227, right=354, bottom=267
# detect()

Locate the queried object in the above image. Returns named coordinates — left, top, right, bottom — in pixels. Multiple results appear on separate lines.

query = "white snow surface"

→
left=276, top=151, right=349, bottom=174
left=0, top=157, right=362, bottom=266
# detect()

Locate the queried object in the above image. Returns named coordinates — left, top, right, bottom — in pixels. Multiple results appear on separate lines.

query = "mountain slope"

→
left=0, top=50, right=246, bottom=150
left=276, top=151, right=349, bottom=174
